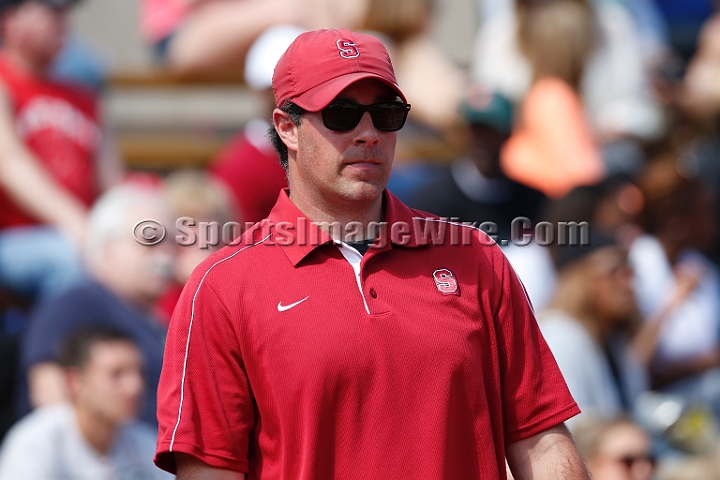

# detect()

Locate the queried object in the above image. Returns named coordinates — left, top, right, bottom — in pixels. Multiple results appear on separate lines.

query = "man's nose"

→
left=353, top=112, right=380, bottom=147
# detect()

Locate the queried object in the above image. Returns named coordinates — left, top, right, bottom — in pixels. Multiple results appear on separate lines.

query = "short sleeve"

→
left=490, top=247, right=580, bottom=443
left=155, top=269, right=254, bottom=474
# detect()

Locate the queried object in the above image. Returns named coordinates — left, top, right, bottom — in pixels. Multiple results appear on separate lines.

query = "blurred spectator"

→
left=142, top=0, right=367, bottom=75
left=473, top=0, right=664, bottom=144
left=505, top=175, right=643, bottom=311
left=584, top=176, right=645, bottom=248
left=406, top=84, right=545, bottom=242
left=0, top=327, right=171, bottom=479
left=676, top=13, right=720, bottom=265
left=681, top=13, right=720, bottom=123
left=497, top=0, right=605, bottom=198
left=657, top=442, right=720, bottom=479
left=675, top=126, right=720, bottom=269
left=629, top=157, right=720, bottom=417
left=156, top=169, right=235, bottom=323
left=574, top=417, right=656, bottom=480
left=542, top=175, right=645, bottom=248
left=209, top=25, right=298, bottom=224
left=0, top=0, right=122, bottom=302
left=21, top=183, right=174, bottom=426
left=361, top=0, right=466, bottom=132
left=477, top=0, right=669, bottom=51
left=538, top=232, right=648, bottom=428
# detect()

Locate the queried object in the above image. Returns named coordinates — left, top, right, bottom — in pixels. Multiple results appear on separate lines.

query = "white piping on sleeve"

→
left=169, top=233, right=273, bottom=451
left=336, top=243, right=370, bottom=315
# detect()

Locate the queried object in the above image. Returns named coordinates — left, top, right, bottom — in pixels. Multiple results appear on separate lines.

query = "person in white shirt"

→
left=628, top=158, right=720, bottom=417
left=539, top=232, right=648, bottom=429
left=0, top=326, right=171, bottom=480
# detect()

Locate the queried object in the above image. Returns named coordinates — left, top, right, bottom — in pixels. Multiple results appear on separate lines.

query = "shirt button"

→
left=369, top=288, right=377, bottom=299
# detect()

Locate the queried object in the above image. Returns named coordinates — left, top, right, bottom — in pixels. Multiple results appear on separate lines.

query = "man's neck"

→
left=289, top=190, right=384, bottom=242
left=3, top=48, right=48, bottom=79
left=75, top=407, right=117, bottom=456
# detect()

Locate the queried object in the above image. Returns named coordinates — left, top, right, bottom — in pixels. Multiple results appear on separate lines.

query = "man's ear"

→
left=273, top=108, right=299, bottom=154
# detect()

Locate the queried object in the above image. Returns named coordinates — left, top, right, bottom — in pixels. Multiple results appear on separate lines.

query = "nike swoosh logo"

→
left=277, top=296, right=310, bottom=312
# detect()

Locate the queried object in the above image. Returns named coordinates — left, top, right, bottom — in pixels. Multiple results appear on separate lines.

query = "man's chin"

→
left=339, top=181, right=386, bottom=204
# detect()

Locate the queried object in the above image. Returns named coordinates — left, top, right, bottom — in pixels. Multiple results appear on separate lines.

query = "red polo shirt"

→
left=0, top=54, right=100, bottom=228
left=155, top=189, right=579, bottom=479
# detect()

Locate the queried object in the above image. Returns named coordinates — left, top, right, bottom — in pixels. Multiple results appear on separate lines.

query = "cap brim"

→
left=291, top=72, right=406, bottom=112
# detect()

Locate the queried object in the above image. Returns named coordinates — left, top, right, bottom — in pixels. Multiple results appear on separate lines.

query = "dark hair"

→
left=267, top=102, right=305, bottom=171
left=58, top=326, right=135, bottom=370
left=638, top=158, right=707, bottom=235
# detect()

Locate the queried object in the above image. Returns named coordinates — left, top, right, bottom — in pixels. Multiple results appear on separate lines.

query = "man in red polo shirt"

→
left=155, top=29, right=589, bottom=480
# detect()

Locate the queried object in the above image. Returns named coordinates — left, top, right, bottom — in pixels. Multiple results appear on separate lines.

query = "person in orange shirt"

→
left=501, top=0, right=605, bottom=199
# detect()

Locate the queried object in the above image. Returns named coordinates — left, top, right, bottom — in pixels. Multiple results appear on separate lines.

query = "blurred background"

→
left=2, top=0, right=720, bottom=478
left=73, top=0, right=476, bottom=172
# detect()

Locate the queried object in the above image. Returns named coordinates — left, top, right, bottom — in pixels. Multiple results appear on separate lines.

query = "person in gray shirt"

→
left=0, top=327, right=171, bottom=480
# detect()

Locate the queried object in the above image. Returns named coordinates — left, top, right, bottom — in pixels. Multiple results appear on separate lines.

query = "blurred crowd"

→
left=0, top=0, right=720, bottom=478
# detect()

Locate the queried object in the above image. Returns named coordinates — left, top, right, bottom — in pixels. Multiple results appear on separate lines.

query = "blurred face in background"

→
left=70, top=340, right=144, bottom=426
left=2, top=1, right=68, bottom=70
left=104, top=232, right=174, bottom=309
left=592, top=181, right=645, bottom=245
left=587, top=246, right=637, bottom=323
left=90, top=204, right=174, bottom=310
left=587, top=422, right=655, bottom=480
left=468, top=124, right=508, bottom=179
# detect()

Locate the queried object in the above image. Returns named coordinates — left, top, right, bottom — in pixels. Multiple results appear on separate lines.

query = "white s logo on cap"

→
left=336, top=39, right=360, bottom=59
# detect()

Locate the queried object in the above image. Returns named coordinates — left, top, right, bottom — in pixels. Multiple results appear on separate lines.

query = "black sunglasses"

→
left=322, top=101, right=411, bottom=132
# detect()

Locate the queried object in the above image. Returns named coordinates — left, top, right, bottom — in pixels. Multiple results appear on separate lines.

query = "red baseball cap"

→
left=272, top=28, right=406, bottom=112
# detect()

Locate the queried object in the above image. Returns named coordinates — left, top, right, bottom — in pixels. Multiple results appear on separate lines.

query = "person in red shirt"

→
left=0, top=0, right=121, bottom=301
left=155, top=29, right=589, bottom=480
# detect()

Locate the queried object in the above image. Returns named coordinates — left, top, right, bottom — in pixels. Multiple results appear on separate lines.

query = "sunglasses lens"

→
left=322, top=103, right=362, bottom=131
left=322, top=102, right=410, bottom=132
left=370, top=104, right=408, bottom=132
